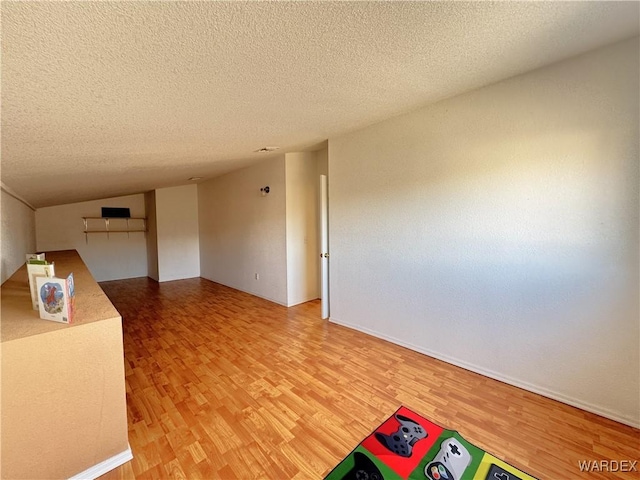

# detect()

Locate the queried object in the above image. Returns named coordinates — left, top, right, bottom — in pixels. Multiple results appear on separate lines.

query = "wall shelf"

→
left=82, top=217, right=147, bottom=243
left=83, top=229, right=147, bottom=233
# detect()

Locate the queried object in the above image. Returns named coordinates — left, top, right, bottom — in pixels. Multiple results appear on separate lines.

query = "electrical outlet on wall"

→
left=255, top=273, right=259, bottom=280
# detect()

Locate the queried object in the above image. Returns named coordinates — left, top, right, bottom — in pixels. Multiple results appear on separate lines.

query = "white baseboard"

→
left=199, top=276, right=289, bottom=307
left=69, top=446, right=133, bottom=480
left=330, top=317, right=640, bottom=429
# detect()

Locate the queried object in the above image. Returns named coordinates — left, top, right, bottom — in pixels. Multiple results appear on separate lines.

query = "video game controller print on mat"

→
left=328, top=446, right=401, bottom=480
left=361, top=406, right=443, bottom=478
left=375, top=414, right=428, bottom=457
left=342, top=452, right=384, bottom=480
left=421, top=435, right=481, bottom=480
left=324, top=406, right=538, bottom=480
left=415, top=432, right=538, bottom=480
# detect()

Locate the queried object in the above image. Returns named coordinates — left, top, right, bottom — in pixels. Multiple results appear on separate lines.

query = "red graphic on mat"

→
left=361, top=406, right=443, bottom=478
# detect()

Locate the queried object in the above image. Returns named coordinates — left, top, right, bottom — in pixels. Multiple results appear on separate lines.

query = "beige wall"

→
left=155, top=184, right=200, bottom=282
left=317, top=146, right=328, bottom=177
left=144, top=191, right=159, bottom=281
left=35, top=194, right=148, bottom=282
left=328, top=38, right=639, bottom=426
left=1, top=189, right=36, bottom=284
left=285, top=152, right=320, bottom=306
left=198, top=157, right=288, bottom=305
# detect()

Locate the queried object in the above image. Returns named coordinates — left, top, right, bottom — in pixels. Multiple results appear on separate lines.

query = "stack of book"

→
left=26, top=253, right=75, bottom=324
left=26, top=253, right=54, bottom=310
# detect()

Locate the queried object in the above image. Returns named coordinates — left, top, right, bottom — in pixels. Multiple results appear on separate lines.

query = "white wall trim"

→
left=68, top=445, right=133, bottom=480
left=330, top=317, right=640, bottom=429
left=1, top=181, right=36, bottom=211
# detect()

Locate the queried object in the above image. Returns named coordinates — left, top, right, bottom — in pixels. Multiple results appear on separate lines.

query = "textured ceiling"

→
left=2, top=1, right=639, bottom=208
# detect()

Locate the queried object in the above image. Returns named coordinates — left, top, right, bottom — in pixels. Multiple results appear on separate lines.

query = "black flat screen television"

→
left=101, top=207, right=131, bottom=218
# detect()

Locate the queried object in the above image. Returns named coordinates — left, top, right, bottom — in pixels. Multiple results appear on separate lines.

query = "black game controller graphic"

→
left=341, top=452, right=384, bottom=480
left=374, top=413, right=427, bottom=457
left=485, top=464, right=524, bottom=480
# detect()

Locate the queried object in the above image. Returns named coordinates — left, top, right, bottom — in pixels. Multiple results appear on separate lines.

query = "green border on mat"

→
left=324, top=407, right=538, bottom=480
left=325, top=445, right=403, bottom=480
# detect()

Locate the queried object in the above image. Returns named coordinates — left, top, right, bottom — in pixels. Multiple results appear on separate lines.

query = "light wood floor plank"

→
left=97, top=277, right=639, bottom=479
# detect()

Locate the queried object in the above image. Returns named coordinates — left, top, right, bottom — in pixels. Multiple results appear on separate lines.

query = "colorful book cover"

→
left=36, top=273, right=75, bottom=324
left=27, top=262, right=55, bottom=310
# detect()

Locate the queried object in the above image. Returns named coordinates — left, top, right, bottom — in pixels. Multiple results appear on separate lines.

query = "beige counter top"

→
left=1, top=249, right=130, bottom=479
left=1, top=249, right=120, bottom=343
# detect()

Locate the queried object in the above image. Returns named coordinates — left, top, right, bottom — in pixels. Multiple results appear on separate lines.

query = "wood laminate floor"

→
left=98, top=277, right=639, bottom=480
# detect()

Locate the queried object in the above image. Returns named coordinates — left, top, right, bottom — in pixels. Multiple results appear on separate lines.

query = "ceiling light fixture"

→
left=254, top=146, right=280, bottom=153
left=188, top=176, right=202, bottom=181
